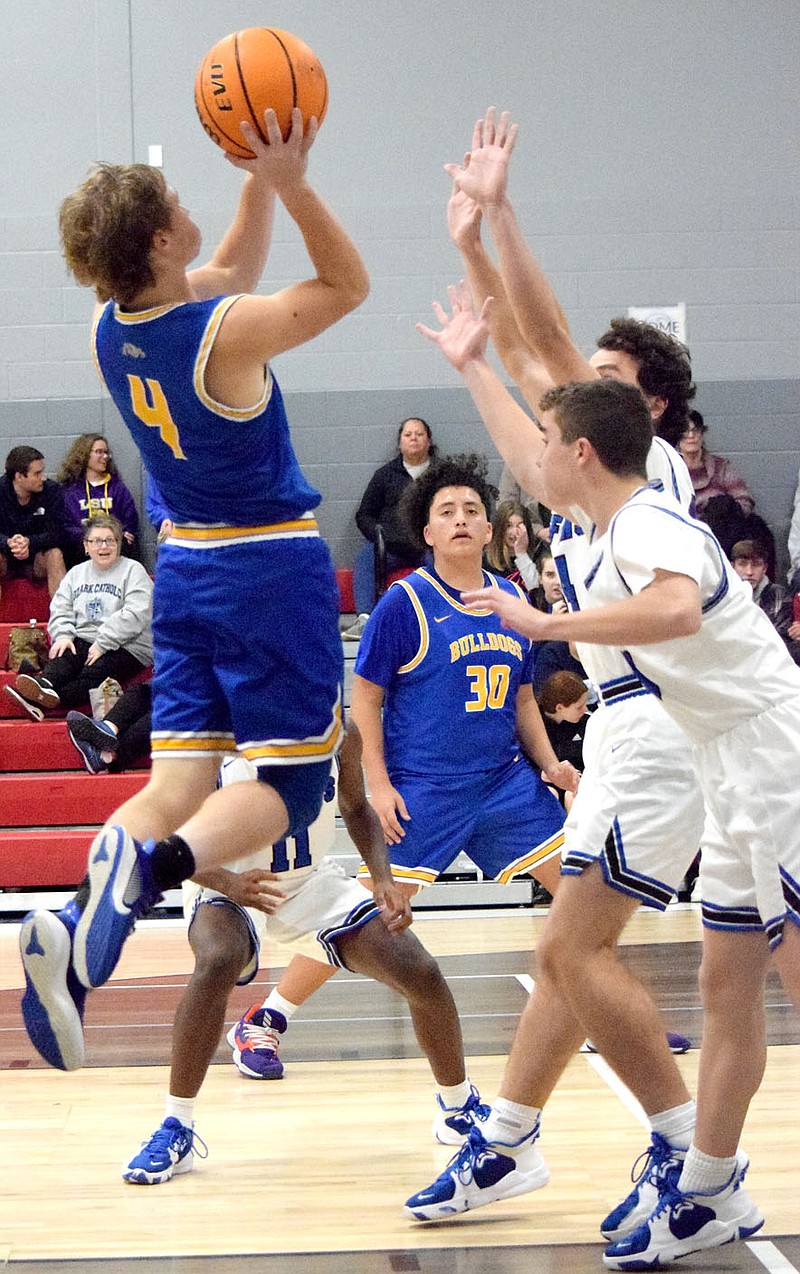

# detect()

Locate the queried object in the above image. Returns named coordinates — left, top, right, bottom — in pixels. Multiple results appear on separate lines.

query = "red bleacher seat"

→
left=336, top=568, right=355, bottom=613
left=2, top=771, right=148, bottom=828
left=0, top=577, right=50, bottom=622
left=0, top=829, right=98, bottom=888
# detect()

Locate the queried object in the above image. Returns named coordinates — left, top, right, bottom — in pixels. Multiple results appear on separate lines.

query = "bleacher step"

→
left=1, top=771, right=148, bottom=827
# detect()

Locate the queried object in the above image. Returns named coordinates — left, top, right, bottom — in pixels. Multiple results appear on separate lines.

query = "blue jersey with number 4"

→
left=92, top=296, right=320, bottom=526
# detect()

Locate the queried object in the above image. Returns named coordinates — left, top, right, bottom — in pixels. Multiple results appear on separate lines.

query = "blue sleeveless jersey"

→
left=355, top=566, right=536, bottom=777
left=92, top=296, right=320, bottom=525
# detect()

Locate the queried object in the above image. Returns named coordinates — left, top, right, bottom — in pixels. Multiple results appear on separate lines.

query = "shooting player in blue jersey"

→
left=19, top=106, right=369, bottom=1068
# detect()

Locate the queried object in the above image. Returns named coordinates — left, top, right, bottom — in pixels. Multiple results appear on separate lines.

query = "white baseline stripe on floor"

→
left=516, top=972, right=649, bottom=1128
left=748, top=1241, right=800, bottom=1273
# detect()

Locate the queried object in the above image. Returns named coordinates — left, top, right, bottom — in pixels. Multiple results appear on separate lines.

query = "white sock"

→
left=481, top=1097, right=541, bottom=1147
left=165, top=1094, right=195, bottom=1128
left=650, top=1099, right=696, bottom=1150
left=678, top=1145, right=739, bottom=1195
left=262, top=990, right=300, bottom=1021
left=438, top=1078, right=473, bottom=1109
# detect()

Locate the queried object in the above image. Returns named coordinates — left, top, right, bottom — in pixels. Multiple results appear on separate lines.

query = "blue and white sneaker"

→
left=122, top=1117, right=208, bottom=1185
left=73, top=825, right=162, bottom=989
left=405, top=1123, right=549, bottom=1220
left=603, top=1162, right=764, bottom=1269
left=432, top=1083, right=490, bottom=1145
left=20, top=905, right=86, bottom=1071
left=66, top=711, right=116, bottom=774
left=601, top=1132, right=685, bottom=1241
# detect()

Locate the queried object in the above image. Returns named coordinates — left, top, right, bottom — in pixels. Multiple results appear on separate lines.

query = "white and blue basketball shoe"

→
left=603, top=1159, right=764, bottom=1269
left=432, top=1082, right=490, bottom=1145
left=73, top=825, right=162, bottom=989
left=601, top=1132, right=686, bottom=1241
left=405, top=1122, right=549, bottom=1220
left=123, top=1118, right=208, bottom=1185
left=20, top=903, right=87, bottom=1071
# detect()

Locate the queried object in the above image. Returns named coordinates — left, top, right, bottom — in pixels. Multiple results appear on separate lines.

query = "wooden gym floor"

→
left=1, top=904, right=799, bottom=1272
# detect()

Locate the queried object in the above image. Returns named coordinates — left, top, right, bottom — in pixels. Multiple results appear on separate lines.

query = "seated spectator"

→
left=536, top=670, right=589, bottom=776
left=788, top=463, right=800, bottom=594
left=58, top=433, right=140, bottom=566
left=485, top=499, right=540, bottom=595
left=498, top=463, right=550, bottom=545
left=9, top=513, right=153, bottom=713
left=678, top=409, right=776, bottom=572
left=730, top=538, right=800, bottom=665
left=0, top=445, right=66, bottom=601
left=530, top=549, right=568, bottom=614
left=343, top=417, right=436, bottom=640
left=66, top=681, right=152, bottom=774
left=532, top=640, right=588, bottom=696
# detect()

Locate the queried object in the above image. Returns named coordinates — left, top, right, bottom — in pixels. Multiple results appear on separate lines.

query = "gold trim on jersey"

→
left=166, top=514, right=319, bottom=549
left=413, top=566, right=497, bottom=616
left=151, top=732, right=236, bottom=758
left=495, top=830, right=565, bottom=885
left=358, top=862, right=437, bottom=886
left=242, top=699, right=343, bottom=766
left=396, top=579, right=429, bottom=673
left=113, top=302, right=184, bottom=323
left=193, top=296, right=273, bottom=421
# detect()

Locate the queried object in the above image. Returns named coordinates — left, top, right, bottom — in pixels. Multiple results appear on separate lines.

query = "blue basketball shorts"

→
left=358, top=755, right=565, bottom=888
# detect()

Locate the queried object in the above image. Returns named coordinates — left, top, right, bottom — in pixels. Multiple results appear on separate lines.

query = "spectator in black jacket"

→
left=343, top=417, right=436, bottom=640
left=0, top=446, right=66, bottom=602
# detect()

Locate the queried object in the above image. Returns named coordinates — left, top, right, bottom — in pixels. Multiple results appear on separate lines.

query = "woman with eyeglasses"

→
left=7, top=512, right=152, bottom=716
left=57, top=432, right=140, bottom=566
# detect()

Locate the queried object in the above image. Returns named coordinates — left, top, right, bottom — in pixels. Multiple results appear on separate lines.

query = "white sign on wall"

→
left=627, top=304, right=687, bottom=344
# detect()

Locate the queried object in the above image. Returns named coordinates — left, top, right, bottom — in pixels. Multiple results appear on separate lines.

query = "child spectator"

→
left=731, top=539, right=800, bottom=664
left=485, top=499, right=540, bottom=595
left=536, top=669, right=590, bottom=777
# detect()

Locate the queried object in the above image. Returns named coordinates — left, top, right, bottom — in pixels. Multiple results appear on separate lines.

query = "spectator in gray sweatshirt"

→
left=10, top=513, right=152, bottom=713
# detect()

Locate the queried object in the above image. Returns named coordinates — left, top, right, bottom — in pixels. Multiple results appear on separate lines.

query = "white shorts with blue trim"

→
left=697, top=695, right=800, bottom=948
left=561, top=694, right=705, bottom=908
left=183, top=857, right=380, bottom=983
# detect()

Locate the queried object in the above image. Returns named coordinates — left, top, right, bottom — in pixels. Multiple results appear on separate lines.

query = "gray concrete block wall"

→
left=0, top=1, right=797, bottom=576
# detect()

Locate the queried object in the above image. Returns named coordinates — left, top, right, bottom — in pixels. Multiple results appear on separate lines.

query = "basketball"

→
left=194, top=28, right=328, bottom=159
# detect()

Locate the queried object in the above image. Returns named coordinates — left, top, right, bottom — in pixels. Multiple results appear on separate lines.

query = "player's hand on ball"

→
left=232, top=108, right=317, bottom=185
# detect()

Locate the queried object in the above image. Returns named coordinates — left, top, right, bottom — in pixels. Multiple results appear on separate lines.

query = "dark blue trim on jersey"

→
left=598, top=673, right=652, bottom=705
left=318, top=897, right=381, bottom=968
left=584, top=550, right=605, bottom=592
left=619, top=651, right=663, bottom=699
left=608, top=498, right=730, bottom=607
left=562, top=817, right=674, bottom=910
left=701, top=897, right=786, bottom=948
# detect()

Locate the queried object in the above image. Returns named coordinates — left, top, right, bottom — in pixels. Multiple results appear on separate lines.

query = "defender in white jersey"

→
left=407, top=115, right=704, bottom=1232
left=466, top=378, right=800, bottom=1268
left=111, top=720, right=483, bottom=1183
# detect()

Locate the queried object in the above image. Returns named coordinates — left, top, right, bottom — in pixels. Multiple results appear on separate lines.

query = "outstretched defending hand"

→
left=461, top=584, right=555, bottom=642
left=230, top=107, right=318, bottom=188
left=446, top=184, right=482, bottom=252
left=417, top=280, right=493, bottom=373
left=445, top=107, right=518, bottom=207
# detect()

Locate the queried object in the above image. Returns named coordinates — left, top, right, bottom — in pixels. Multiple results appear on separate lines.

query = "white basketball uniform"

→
left=183, top=755, right=379, bottom=982
left=579, top=483, right=800, bottom=945
left=552, top=439, right=706, bottom=906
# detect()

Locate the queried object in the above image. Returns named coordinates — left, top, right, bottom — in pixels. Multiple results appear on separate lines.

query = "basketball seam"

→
left=268, top=29, right=299, bottom=111
left=196, top=52, right=251, bottom=157
left=235, top=30, right=269, bottom=144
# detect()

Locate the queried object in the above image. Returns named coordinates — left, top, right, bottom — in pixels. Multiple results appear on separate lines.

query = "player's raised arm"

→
left=188, top=170, right=277, bottom=300
left=447, top=184, right=555, bottom=410
left=447, top=108, right=595, bottom=386
left=417, top=282, right=548, bottom=502
left=214, top=108, right=369, bottom=363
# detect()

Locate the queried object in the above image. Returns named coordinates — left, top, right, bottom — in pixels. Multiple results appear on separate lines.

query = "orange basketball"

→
left=194, top=28, right=328, bottom=159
